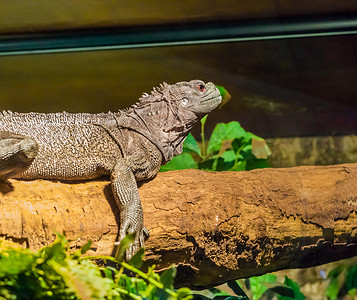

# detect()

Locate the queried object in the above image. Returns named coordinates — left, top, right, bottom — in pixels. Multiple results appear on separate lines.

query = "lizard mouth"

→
left=194, top=94, right=222, bottom=115
left=202, top=94, right=222, bottom=107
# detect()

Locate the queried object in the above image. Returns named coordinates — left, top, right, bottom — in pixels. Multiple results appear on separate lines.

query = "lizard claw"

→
left=123, top=228, right=145, bottom=261
left=115, top=222, right=148, bottom=260
left=143, top=227, right=150, bottom=239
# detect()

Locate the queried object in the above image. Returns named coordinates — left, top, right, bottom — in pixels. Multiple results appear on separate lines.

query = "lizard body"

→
left=0, top=80, right=222, bottom=258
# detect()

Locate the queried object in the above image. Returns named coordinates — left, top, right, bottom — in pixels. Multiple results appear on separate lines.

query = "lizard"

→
left=0, top=80, right=222, bottom=259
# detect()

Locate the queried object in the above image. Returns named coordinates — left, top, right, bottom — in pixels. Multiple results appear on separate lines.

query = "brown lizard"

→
left=0, top=80, right=222, bottom=258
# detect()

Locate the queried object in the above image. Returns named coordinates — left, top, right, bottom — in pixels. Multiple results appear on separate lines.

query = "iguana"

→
left=0, top=80, right=222, bottom=259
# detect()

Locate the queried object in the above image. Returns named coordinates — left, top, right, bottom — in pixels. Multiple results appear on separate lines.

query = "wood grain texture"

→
left=1, top=164, right=356, bottom=288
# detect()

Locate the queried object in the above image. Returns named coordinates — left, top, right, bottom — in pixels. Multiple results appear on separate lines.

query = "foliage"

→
left=0, top=235, right=192, bottom=300
left=160, top=116, right=271, bottom=172
left=192, top=275, right=305, bottom=300
left=325, top=262, right=357, bottom=299
left=192, top=259, right=357, bottom=300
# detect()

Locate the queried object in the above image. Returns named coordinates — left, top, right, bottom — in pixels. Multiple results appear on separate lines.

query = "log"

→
left=0, top=164, right=356, bottom=289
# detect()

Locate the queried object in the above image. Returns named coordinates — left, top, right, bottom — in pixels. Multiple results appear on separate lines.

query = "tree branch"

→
left=0, top=164, right=356, bottom=288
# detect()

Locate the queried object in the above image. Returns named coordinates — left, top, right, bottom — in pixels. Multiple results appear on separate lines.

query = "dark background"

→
left=0, top=0, right=356, bottom=138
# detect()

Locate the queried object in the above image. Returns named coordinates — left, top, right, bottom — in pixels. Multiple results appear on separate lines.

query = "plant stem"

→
left=231, top=144, right=246, bottom=170
left=82, top=256, right=177, bottom=297
left=116, top=287, right=142, bottom=300
left=121, top=262, right=164, bottom=289
left=81, top=255, right=118, bottom=263
left=200, top=115, right=208, bottom=158
left=121, top=262, right=177, bottom=297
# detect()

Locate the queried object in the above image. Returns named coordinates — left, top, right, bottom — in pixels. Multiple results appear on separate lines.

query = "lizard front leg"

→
left=111, top=158, right=147, bottom=260
left=0, top=132, right=38, bottom=181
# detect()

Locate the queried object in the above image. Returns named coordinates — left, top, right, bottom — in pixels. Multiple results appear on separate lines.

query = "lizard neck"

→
left=113, top=107, right=193, bottom=164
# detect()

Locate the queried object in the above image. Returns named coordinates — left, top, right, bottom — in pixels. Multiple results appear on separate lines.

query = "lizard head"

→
left=140, top=79, right=221, bottom=127
left=166, top=79, right=222, bottom=117
left=126, top=80, right=222, bottom=162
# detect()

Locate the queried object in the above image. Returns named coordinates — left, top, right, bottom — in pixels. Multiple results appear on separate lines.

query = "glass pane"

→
left=0, top=35, right=356, bottom=138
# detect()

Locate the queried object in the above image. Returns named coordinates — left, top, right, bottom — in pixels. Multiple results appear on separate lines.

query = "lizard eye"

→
left=181, top=98, right=189, bottom=106
left=198, top=84, right=205, bottom=92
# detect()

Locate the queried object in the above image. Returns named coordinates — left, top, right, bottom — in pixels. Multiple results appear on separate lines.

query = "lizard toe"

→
left=143, top=227, right=150, bottom=239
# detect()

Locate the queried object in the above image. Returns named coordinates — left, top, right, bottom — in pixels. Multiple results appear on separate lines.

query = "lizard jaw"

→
left=197, top=94, right=222, bottom=114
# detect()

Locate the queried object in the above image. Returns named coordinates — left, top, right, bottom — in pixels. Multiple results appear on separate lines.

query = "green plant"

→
left=0, top=235, right=192, bottom=300
left=160, top=116, right=271, bottom=172
left=192, top=275, right=305, bottom=300
left=325, top=262, right=357, bottom=299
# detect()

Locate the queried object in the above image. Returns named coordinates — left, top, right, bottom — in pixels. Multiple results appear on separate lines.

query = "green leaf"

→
left=215, top=85, right=231, bottom=108
left=200, top=114, right=208, bottom=127
left=325, top=264, right=346, bottom=299
left=55, top=259, right=113, bottom=299
left=326, top=277, right=340, bottom=300
left=216, top=85, right=228, bottom=98
left=216, top=151, right=236, bottom=171
left=348, top=288, right=357, bottom=298
left=227, top=280, right=249, bottom=299
left=249, top=274, right=277, bottom=300
left=80, top=240, right=92, bottom=254
left=42, top=238, right=67, bottom=263
left=229, top=160, right=247, bottom=171
left=328, top=263, right=345, bottom=280
left=160, top=119, right=270, bottom=172
left=231, top=138, right=248, bottom=154
left=176, top=287, right=193, bottom=299
left=128, top=247, right=145, bottom=269
left=198, top=158, right=215, bottom=170
left=246, top=158, right=270, bottom=171
left=221, top=150, right=236, bottom=162
left=160, top=267, right=176, bottom=289
left=279, top=276, right=305, bottom=300
left=213, top=297, right=246, bottom=300
left=101, top=267, right=114, bottom=279
left=183, top=133, right=202, bottom=157
left=155, top=267, right=177, bottom=299
left=207, top=122, right=248, bottom=154
left=271, top=286, right=295, bottom=299
left=0, top=250, right=35, bottom=277
left=114, top=233, right=136, bottom=262
left=346, top=264, right=357, bottom=291
left=160, top=152, right=198, bottom=172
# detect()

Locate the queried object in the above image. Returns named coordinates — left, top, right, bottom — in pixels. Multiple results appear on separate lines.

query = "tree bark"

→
left=0, top=164, right=356, bottom=289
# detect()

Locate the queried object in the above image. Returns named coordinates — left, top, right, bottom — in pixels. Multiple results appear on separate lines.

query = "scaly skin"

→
left=0, top=80, right=222, bottom=259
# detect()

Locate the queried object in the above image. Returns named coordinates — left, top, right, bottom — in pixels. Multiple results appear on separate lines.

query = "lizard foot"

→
left=114, top=225, right=149, bottom=261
